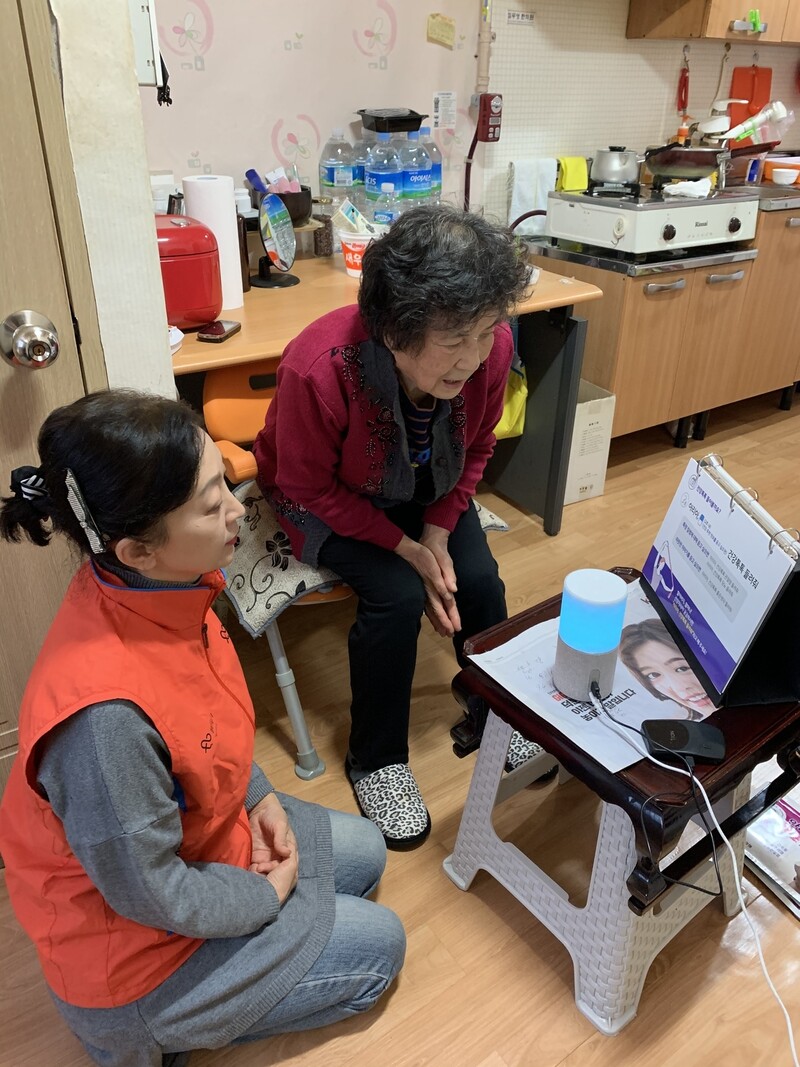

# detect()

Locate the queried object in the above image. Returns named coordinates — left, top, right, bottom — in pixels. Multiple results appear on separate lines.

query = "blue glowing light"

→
left=558, top=569, right=627, bottom=655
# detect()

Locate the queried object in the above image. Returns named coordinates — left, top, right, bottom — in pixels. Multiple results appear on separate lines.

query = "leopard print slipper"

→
left=505, top=732, right=545, bottom=772
left=350, top=763, right=431, bottom=850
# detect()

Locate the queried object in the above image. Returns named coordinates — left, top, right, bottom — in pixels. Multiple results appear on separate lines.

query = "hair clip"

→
left=10, top=465, right=49, bottom=510
left=64, top=468, right=107, bottom=555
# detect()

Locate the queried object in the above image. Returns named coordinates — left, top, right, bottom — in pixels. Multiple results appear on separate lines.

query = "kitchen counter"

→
left=173, top=255, right=601, bottom=375
left=527, top=238, right=757, bottom=277
left=756, top=182, right=800, bottom=210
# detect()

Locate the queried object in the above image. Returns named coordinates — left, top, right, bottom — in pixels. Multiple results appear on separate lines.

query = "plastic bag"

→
left=494, top=359, right=527, bottom=440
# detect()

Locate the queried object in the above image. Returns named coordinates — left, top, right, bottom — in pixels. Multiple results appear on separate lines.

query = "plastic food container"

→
left=336, top=230, right=375, bottom=277
left=357, top=108, right=428, bottom=134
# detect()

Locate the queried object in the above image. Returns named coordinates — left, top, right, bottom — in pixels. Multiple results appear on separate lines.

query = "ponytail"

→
left=0, top=466, right=53, bottom=547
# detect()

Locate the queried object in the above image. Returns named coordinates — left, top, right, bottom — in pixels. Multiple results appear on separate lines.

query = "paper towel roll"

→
left=182, top=174, right=244, bottom=311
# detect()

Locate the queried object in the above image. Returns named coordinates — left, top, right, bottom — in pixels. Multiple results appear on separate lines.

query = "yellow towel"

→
left=556, top=156, right=589, bottom=192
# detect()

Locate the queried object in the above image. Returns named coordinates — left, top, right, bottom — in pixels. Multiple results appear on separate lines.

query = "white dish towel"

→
left=508, top=158, right=558, bottom=236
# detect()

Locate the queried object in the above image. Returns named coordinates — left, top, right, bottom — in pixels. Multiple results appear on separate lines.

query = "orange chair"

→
left=203, top=358, right=351, bottom=779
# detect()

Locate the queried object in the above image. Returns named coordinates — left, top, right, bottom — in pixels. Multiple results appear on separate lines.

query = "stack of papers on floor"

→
left=745, top=758, right=800, bottom=919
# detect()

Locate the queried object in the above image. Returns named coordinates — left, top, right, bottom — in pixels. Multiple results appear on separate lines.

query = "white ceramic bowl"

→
left=771, top=168, right=799, bottom=185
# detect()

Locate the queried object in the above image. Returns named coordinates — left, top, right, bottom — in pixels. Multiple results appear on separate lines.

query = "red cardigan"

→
left=253, top=305, right=513, bottom=564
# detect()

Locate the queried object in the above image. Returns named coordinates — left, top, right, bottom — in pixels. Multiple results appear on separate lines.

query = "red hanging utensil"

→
left=677, top=46, right=690, bottom=115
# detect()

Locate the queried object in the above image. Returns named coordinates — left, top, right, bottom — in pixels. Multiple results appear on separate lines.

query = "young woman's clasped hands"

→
left=247, top=792, right=299, bottom=899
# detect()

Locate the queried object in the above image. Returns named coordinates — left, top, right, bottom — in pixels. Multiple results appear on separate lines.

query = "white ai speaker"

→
left=552, top=569, right=628, bottom=701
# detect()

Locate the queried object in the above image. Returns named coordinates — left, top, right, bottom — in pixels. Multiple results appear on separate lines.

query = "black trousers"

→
left=317, top=501, right=507, bottom=773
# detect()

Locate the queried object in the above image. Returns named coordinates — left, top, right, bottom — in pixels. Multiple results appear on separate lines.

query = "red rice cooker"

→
left=155, top=215, right=222, bottom=329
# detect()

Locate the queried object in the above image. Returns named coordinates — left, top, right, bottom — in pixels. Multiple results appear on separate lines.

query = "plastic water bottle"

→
left=364, top=133, right=402, bottom=209
left=371, top=182, right=403, bottom=226
left=318, top=129, right=354, bottom=211
left=398, top=130, right=432, bottom=207
left=419, top=126, right=442, bottom=205
left=351, top=127, right=374, bottom=214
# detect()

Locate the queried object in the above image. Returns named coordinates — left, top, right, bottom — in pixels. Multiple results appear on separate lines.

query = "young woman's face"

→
left=632, top=639, right=716, bottom=716
left=391, top=311, right=500, bottom=402
left=144, top=433, right=245, bottom=582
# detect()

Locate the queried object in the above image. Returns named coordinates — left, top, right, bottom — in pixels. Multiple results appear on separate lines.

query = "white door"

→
left=0, top=3, right=99, bottom=792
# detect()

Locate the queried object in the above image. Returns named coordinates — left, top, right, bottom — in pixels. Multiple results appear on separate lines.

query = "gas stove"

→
left=545, top=187, right=759, bottom=256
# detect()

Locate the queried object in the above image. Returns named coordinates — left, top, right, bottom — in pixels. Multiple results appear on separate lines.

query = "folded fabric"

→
left=508, top=158, right=558, bottom=236
left=225, top=481, right=509, bottom=639
left=662, top=177, right=712, bottom=199
left=556, top=156, right=589, bottom=192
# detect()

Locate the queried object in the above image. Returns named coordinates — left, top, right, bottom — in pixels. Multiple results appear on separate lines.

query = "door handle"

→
left=0, top=310, right=60, bottom=369
left=643, top=278, right=686, bottom=294
left=706, top=270, right=745, bottom=284
left=786, top=218, right=800, bottom=228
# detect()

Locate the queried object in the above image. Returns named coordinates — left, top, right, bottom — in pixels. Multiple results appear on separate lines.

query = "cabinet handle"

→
left=786, top=218, right=800, bottom=228
left=643, top=278, right=686, bottom=294
left=706, top=270, right=745, bottom=285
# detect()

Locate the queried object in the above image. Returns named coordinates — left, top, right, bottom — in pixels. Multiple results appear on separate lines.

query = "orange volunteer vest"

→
left=0, top=562, right=256, bottom=1008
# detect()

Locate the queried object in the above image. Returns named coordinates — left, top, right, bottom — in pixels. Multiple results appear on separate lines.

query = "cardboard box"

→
left=563, top=381, right=615, bottom=505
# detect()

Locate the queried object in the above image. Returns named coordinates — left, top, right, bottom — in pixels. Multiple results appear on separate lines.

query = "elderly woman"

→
left=253, top=205, right=533, bottom=849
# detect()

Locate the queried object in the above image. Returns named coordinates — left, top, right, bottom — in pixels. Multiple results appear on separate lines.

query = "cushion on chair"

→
left=224, top=481, right=508, bottom=639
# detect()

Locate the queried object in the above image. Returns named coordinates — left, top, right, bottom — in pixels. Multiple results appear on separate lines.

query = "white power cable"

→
left=589, top=690, right=799, bottom=1067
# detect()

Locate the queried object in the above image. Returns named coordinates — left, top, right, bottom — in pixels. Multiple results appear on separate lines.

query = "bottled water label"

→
left=403, top=168, right=432, bottom=200
left=319, top=164, right=355, bottom=188
left=365, top=169, right=399, bottom=201
left=430, top=162, right=442, bottom=191
left=373, top=208, right=397, bottom=225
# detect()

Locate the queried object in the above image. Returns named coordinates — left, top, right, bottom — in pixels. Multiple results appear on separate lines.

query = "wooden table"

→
left=444, top=568, right=800, bottom=1032
left=174, top=254, right=602, bottom=535
left=454, top=567, right=800, bottom=912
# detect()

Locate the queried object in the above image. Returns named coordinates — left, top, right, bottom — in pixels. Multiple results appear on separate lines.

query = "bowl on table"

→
left=770, top=168, right=799, bottom=186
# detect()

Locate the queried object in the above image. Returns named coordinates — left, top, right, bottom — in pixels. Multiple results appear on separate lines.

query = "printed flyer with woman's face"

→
left=469, top=582, right=717, bottom=773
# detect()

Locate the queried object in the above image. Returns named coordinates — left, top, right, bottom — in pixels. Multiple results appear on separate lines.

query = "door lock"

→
left=0, top=310, right=60, bottom=369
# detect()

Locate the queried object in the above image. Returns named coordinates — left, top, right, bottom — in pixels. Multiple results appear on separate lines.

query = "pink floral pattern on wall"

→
left=271, top=115, right=322, bottom=172
left=353, top=0, right=397, bottom=59
left=160, top=0, right=214, bottom=71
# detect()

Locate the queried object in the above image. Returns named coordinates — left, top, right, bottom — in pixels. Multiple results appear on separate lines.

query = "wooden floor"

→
left=4, top=392, right=800, bottom=1066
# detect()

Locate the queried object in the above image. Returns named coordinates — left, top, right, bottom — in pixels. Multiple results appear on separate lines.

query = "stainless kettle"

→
left=590, top=146, right=641, bottom=185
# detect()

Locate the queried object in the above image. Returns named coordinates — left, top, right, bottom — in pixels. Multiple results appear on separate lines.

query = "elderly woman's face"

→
left=392, top=311, right=500, bottom=402
left=632, top=639, right=716, bottom=715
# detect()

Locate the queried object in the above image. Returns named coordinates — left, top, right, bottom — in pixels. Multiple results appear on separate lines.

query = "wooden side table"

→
left=443, top=568, right=800, bottom=1033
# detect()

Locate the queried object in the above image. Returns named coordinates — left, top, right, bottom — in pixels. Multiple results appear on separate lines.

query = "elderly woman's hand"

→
left=395, top=530, right=462, bottom=638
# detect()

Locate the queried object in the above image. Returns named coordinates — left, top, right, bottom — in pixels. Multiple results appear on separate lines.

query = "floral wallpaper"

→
left=139, top=0, right=481, bottom=204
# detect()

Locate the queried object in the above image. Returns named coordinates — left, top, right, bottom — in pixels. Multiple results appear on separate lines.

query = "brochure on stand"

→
left=641, top=455, right=800, bottom=705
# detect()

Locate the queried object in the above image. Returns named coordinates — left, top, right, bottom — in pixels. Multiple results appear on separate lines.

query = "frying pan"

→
left=645, top=140, right=778, bottom=180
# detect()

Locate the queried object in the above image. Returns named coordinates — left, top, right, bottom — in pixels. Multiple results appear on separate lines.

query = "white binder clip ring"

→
left=768, top=528, right=800, bottom=555
left=698, top=453, right=724, bottom=471
left=730, top=486, right=758, bottom=512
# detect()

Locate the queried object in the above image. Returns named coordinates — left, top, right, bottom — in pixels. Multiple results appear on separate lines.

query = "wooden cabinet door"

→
left=0, top=2, right=95, bottom=798
left=782, top=0, right=800, bottom=39
left=707, top=0, right=789, bottom=41
left=733, top=213, right=800, bottom=397
left=612, top=274, right=691, bottom=436
left=626, top=0, right=707, bottom=38
left=668, top=261, right=753, bottom=418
